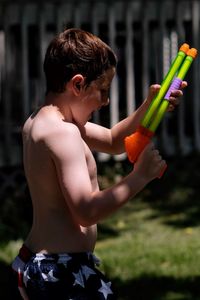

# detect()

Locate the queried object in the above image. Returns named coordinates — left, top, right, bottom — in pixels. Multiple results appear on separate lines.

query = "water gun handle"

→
left=124, top=126, right=165, bottom=178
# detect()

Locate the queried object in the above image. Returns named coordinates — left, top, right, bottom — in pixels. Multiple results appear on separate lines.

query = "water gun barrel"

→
left=124, top=44, right=198, bottom=178
left=149, top=48, right=198, bottom=132
left=141, top=43, right=189, bottom=129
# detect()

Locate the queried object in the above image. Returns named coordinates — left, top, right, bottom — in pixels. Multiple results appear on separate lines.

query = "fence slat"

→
left=192, top=0, right=200, bottom=151
left=126, top=2, right=136, bottom=115
left=0, top=0, right=199, bottom=167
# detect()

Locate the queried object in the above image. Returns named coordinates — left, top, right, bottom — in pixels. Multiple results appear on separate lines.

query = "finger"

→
left=167, top=83, right=186, bottom=110
left=180, top=81, right=188, bottom=89
left=147, top=141, right=155, bottom=151
left=160, top=159, right=167, bottom=169
left=146, top=84, right=161, bottom=103
left=156, top=154, right=163, bottom=162
left=170, top=90, right=183, bottom=98
left=168, top=96, right=180, bottom=106
left=152, top=149, right=163, bottom=162
left=157, top=161, right=167, bottom=179
left=167, top=104, right=175, bottom=112
left=152, top=149, right=159, bottom=156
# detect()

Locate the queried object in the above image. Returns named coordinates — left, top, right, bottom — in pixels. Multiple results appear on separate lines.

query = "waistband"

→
left=16, top=244, right=100, bottom=266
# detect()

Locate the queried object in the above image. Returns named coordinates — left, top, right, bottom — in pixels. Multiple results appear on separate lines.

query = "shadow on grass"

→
left=97, top=155, right=200, bottom=234
left=113, top=274, right=200, bottom=300
left=0, top=260, right=11, bottom=299
left=138, top=155, right=200, bottom=229
left=0, top=166, right=32, bottom=244
left=98, top=223, right=119, bottom=240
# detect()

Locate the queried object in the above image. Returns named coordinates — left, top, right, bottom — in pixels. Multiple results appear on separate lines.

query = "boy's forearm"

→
left=110, top=99, right=150, bottom=153
left=79, top=170, right=148, bottom=226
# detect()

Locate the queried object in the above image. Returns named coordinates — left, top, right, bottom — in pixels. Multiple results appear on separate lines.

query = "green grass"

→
left=95, top=156, right=200, bottom=299
left=96, top=199, right=200, bottom=299
left=0, top=239, right=23, bottom=264
left=1, top=156, right=200, bottom=299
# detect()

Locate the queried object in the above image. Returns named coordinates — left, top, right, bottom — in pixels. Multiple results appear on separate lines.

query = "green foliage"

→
left=0, top=168, right=32, bottom=243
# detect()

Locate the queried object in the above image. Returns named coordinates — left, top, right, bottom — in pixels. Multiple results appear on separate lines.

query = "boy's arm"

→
left=47, top=123, right=165, bottom=227
left=85, top=83, right=185, bottom=154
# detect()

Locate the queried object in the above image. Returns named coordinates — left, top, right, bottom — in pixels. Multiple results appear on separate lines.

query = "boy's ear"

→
left=71, top=74, right=85, bottom=95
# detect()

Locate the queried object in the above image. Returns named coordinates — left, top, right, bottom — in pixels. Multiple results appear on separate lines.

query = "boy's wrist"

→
left=130, top=169, right=150, bottom=191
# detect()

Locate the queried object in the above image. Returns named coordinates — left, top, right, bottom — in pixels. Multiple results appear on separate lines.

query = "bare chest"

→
left=83, top=141, right=99, bottom=191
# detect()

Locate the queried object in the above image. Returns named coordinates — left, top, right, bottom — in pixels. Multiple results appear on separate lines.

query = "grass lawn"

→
left=1, top=156, right=200, bottom=299
left=95, top=156, right=200, bottom=299
left=96, top=199, right=200, bottom=299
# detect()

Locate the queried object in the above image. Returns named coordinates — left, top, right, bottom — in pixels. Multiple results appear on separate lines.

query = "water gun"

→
left=124, top=43, right=198, bottom=178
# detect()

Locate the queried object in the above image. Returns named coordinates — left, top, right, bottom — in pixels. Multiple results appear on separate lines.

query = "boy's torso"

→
left=23, top=107, right=98, bottom=254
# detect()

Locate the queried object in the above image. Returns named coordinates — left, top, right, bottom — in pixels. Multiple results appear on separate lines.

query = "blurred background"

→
left=0, top=0, right=200, bottom=299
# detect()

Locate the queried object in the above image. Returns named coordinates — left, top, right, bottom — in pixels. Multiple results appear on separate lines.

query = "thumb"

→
left=146, top=84, right=161, bottom=104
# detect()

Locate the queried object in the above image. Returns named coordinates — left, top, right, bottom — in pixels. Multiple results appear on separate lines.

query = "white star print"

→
left=88, top=253, right=101, bottom=266
left=23, top=268, right=31, bottom=287
left=73, top=270, right=85, bottom=288
left=33, top=254, right=46, bottom=263
left=41, top=269, right=59, bottom=282
left=57, top=254, right=72, bottom=268
left=33, top=254, right=46, bottom=268
left=81, top=265, right=96, bottom=280
left=98, top=280, right=113, bottom=299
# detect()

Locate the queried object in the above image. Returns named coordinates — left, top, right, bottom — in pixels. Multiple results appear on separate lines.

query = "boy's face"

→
left=82, top=67, right=116, bottom=121
left=71, top=67, right=115, bottom=126
left=93, top=67, right=116, bottom=105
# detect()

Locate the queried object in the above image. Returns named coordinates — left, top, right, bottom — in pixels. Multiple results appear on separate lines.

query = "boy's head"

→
left=43, top=28, right=117, bottom=94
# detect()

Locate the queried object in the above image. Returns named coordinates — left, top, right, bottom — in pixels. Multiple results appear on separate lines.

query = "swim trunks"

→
left=11, top=244, right=116, bottom=300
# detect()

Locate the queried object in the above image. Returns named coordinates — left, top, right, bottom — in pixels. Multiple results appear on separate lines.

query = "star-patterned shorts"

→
left=11, top=244, right=116, bottom=300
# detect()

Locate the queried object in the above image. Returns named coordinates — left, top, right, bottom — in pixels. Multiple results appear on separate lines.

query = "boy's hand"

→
left=167, top=80, right=187, bottom=111
left=133, top=142, right=166, bottom=182
left=146, top=81, right=188, bottom=111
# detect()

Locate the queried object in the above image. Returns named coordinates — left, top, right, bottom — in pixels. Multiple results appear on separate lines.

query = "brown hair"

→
left=43, top=28, right=117, bottom=94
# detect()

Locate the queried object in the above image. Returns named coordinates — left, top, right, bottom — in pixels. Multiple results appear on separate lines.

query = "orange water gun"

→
left=124, top=43, right=197, bottom=177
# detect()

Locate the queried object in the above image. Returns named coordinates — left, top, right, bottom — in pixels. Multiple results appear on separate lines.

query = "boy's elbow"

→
left=76, top=214, right=97, bottom=227
left=74, top=206, right=99, bottom=227
left=68, top=194, right=103, bottom=227
left=110, top=146, right=125, bottom=155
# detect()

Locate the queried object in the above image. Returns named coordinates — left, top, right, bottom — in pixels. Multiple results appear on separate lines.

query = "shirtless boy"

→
left=11, top=28, right=186, bottom=300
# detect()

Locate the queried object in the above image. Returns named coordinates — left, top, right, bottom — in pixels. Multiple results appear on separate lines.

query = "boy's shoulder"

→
left=22, top=107, right=81, bottom=144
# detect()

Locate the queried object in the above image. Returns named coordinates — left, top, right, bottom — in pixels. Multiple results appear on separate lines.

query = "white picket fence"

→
left=0, top=0, right=200, bottom=166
